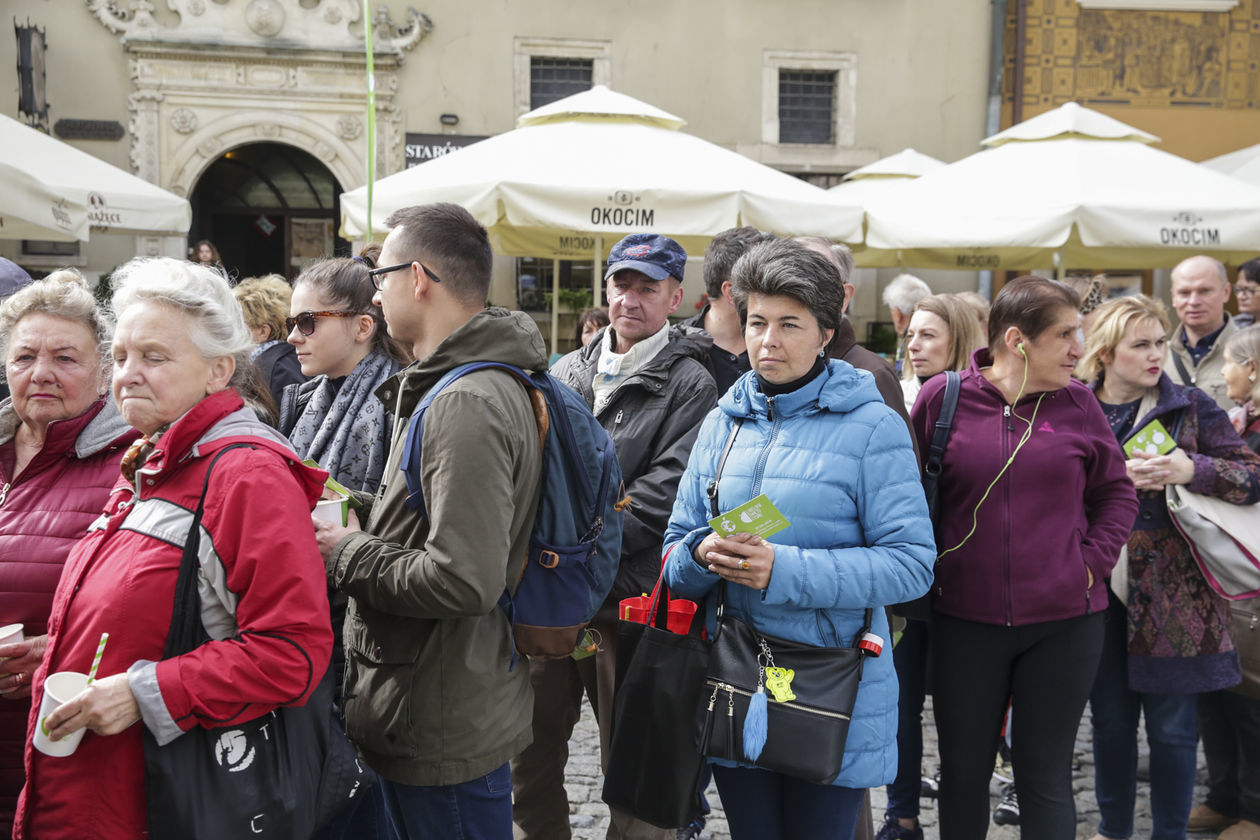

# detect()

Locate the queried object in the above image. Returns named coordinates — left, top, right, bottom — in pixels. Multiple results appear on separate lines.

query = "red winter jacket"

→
left=0, top=397, right=137, bottom=832
left=15, top=390, right=332, bottom=840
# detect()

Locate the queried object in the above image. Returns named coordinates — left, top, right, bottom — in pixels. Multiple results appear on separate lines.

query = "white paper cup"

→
left=32, top=671, right=90, bottom=757
left=0, top=624, right=24, bottom=647
left=313, top=495, right=349, bottom=527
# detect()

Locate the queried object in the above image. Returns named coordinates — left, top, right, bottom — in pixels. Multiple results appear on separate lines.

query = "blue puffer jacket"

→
left=664, top=360, right=936, bottom=788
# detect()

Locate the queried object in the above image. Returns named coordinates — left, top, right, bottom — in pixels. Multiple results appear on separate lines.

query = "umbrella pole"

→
left=1055, top=249, right=1066, bottom=281
left=551, top=258, right=561, bottom=358
left=593, top=235, right=603, bottom=314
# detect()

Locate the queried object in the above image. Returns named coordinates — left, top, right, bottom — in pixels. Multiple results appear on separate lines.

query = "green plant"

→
left=542, top=288, right=593, bottom=312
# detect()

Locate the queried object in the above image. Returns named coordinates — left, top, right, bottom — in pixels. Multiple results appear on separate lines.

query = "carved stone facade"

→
left=89, top=0, right=428, bottom=197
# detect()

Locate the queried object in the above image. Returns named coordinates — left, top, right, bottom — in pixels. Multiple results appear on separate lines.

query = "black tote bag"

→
left=142, top=445, right=375, bottom=839
left=601, top=561, right=711, bottom=829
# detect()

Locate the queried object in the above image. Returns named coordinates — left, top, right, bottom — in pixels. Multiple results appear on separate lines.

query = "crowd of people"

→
left=0, top=210, right=1257, bottom=840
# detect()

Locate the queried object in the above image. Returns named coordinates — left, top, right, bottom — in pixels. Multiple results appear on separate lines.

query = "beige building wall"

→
left=1, top=0, right=991, bottom=336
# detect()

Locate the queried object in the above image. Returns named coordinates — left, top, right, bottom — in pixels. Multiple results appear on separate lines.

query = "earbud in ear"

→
left=1017, top=343, right=1026, bottom=356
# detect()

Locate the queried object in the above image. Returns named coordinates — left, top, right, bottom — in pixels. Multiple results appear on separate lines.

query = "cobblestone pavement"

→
left=557, top=697, right=1208, bottom=839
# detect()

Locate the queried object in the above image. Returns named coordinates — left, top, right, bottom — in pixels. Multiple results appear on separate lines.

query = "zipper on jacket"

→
left=703, top=679, right=852, bottom=721
left=751, top=398, right=781, bottom=496
left=0, top=482, right=8, bottom=507
left=1002, top=405, right=1013, bottom=626
left=614, top=410, right=624, bottom=425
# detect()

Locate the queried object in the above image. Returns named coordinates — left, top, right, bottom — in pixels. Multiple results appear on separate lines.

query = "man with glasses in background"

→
left=1234, top=258, right=1259, bottom=329
left=312, top=202, right=546, bottom=839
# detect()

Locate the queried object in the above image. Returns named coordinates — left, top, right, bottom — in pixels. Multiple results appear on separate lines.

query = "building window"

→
left=514, top=38, right=611, bottom=116
left=778, top=70, right=837, bottom=144
left=530, top=56, right=593, bottom=110
left=761, top=50, right=856, bottom=148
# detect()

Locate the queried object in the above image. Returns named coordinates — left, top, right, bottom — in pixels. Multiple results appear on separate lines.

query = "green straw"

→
left=85, top=632, right=109, bottom=686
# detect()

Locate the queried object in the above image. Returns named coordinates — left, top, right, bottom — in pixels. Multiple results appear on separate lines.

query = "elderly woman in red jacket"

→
left=14, top=258, right=332, bottom=840
left=0, top=271, right=138, bottom=835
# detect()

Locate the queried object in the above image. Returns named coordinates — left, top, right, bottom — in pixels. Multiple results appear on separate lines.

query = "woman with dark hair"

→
left=910, top=276, right=1138, bottom=840
left=664, top=238, right=935, bottom=838
left=278, top=253, right=410, bottom=495
left=572, top=306, right=609, bottom=349
left=1077, top=296, right=1260, bottom=840
left=1235, top=259, right=1259, bottom=330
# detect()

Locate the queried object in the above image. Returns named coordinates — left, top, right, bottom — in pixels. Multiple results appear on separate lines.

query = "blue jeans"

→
left=1090, top=599, right=1199, bottom=840
left=712, top=765, right=865, bottom=840
left=886, top=618, right=930, bottom=819
left=379, top=763, right=514, bottom=840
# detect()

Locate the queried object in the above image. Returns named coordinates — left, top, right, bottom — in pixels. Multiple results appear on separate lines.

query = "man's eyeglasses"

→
left=1235, top=285, right=1258, bottom=299
left=285, top=310, right=359, bottom=336
left=367, top=260, right=442, bottom=291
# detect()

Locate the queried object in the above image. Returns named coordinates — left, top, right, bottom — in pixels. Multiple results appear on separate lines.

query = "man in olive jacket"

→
left=513, top=234, right=718, bottom=840
left=313, top=203, right=543, bottom=838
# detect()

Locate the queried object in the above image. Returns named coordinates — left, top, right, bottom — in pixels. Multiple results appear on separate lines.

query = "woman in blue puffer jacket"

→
left=664, top=238, right=936, bottom=840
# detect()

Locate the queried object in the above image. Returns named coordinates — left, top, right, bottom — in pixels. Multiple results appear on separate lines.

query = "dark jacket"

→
left=1110, top=375, right=1260, bottom=692
left=329, top=308, right=544, bottom=786
left=681, top=305, right=748, bottom=395
left=552, top=325, right=718, bottom=599
left=828, top=318, right=917, bottom=459
left=255, top=341, right=306, bottom=409
left=911, top=349, right=1138, bottom=626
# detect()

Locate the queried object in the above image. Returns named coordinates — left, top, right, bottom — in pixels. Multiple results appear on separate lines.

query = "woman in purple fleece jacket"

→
left=1078, top=296, right=1260, bottom=840
left=910, top=276, right=1138, bottom=840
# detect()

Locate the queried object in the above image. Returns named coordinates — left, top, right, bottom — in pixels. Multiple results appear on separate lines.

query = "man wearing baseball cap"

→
left=513, top=233, right=718, bottom=840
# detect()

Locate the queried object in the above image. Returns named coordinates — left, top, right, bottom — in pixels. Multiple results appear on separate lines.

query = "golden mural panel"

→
left=1006, top=5, right=1259, bottom=109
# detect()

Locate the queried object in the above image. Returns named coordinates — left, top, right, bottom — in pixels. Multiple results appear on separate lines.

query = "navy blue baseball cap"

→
left=604, top=234, right=687, bottom=283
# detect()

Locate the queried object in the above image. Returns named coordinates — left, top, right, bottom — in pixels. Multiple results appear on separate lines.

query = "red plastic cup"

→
left=619, top=595, right=697, bottom=635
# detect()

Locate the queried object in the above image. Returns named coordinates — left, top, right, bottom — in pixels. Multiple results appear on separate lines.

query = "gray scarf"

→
left=288, top=352, right=400, bottom=494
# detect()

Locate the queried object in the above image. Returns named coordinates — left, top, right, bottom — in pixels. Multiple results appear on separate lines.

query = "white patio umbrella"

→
left=342, top=86, right=863, bottom=353
left=1201, top=142, right=1260, bottom=189
left=0, top=113, right=191, bottom=241
left=829, top=148, right=945, bottom=268
left=864, top=103, right=1260, bottom=272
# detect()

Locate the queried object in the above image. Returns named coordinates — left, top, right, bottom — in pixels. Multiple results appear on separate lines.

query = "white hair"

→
left=110, top=257, right=253, bottom=386
left=882, top=273, right=932, bottom=315
left=0, top=268, right=112, bottom=386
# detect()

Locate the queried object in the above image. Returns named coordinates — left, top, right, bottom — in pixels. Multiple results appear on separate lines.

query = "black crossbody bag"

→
left=142, top=444, right=375, bottom=839
left=692, top=420, right=873, bottom=785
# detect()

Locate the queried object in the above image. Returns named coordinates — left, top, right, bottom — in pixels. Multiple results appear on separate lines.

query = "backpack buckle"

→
left=539, top=550, right=561, bottom=569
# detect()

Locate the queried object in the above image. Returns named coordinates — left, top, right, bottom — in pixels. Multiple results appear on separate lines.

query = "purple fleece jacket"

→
left=911, top=350, right=1138, bottom=626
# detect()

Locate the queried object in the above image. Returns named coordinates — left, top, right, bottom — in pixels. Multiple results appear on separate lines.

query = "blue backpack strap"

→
left=401, top=361, right=536, bottom=516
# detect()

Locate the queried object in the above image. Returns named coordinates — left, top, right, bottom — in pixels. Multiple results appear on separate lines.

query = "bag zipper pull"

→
left=697, top=682, right=720, bottom=755
left=724, top=685, right=736, bottom=760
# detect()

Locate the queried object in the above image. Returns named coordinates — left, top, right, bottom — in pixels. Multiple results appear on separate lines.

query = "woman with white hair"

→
left=15, top=258, right=333, bottom=840
left=0, top=271, right=137, bottom=836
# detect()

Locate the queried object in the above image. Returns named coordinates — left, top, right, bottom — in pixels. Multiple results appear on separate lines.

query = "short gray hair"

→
left=0, top=269, right=112, bottom=386
left=882, top=273, right=931, bottom=316
left=730, top=239, right=844, bottom=333
left=111, top=258, right=253, bottom=387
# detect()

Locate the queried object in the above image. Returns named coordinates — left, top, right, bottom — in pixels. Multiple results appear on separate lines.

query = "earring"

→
left=818, top=348, right=826, bottom=358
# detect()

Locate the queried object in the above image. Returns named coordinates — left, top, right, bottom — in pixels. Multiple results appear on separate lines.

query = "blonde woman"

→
left=900, top=294, right=983, bottom=415
left=233, top=274, right=306, bottom=408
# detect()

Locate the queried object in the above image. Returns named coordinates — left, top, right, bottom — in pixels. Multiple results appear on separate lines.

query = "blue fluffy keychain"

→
left=743, top=685, right=768, bottom=761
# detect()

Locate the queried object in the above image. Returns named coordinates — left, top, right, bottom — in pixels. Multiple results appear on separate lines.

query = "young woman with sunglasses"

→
left=279, top=251, right=410, bottom=495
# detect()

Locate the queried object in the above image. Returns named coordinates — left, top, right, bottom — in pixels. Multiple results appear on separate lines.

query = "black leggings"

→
left=932, top=611, right=1104, bottom=840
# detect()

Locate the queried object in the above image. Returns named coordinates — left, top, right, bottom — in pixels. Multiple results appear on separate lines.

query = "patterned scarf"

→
left=287, top=352, right=400, bottom=494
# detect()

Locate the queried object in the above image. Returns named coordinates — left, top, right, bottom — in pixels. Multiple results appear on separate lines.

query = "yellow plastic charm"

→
left=765, top=666, right=796, bottom=702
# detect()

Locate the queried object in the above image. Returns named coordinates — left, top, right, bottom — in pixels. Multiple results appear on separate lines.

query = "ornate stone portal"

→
left=89, top=0, right=430, bottom=207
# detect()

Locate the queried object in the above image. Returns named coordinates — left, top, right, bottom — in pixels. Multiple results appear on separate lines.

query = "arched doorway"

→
left=189, top=143, right=348, bottom=281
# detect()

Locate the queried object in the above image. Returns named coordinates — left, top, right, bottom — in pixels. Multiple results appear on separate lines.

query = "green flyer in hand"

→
left=1124, top=418, right=1176, bottom=457
left=708, top=493, right=792, bottom=540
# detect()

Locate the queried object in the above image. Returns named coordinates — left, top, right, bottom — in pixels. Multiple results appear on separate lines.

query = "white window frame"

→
left=762, top=50, right=857, bottom=148
left=513, top=38, right=611, bottom=117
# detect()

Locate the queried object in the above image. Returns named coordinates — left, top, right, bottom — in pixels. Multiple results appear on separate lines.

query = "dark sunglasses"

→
left=285, top=310, right=359, bottom=336
left=367, top=260, right=442, bottom=290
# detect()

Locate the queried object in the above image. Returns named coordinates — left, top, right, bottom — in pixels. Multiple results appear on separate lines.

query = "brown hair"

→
left=903, top=294, right=983, bottom=381
left=572, top=307, right=609, bottom=347
left=988, top=275, right=1081, bottom=350
left=383, top=203, right=493, bottom=306
left=292, top=256, right=410, bottom=365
